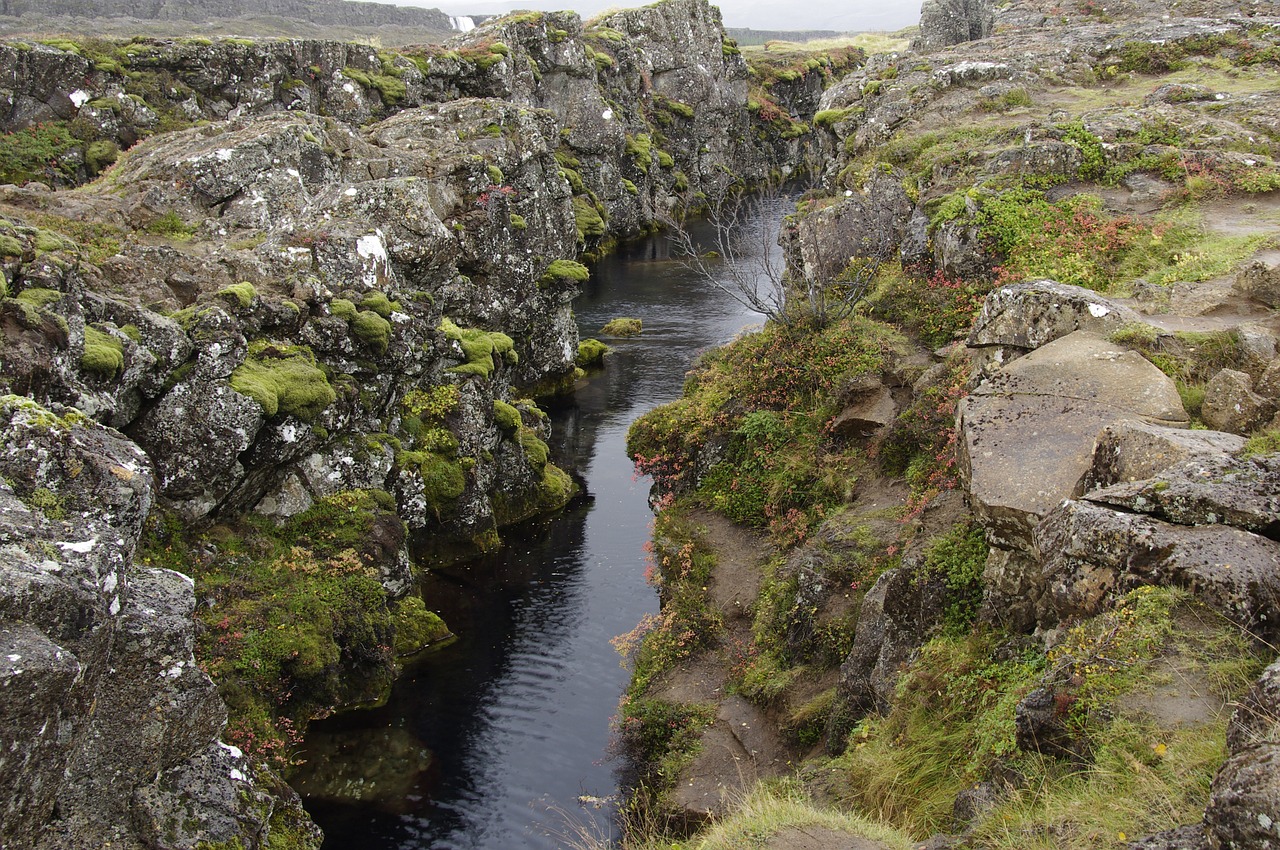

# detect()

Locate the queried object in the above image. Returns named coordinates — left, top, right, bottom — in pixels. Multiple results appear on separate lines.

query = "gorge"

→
left=1, top=0, right=1280, bottom=849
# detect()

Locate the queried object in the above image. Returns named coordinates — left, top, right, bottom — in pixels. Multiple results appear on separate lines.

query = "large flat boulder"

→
left=1087, top=454, right=1280, bottom=541
left=957, top=331, right=1187, bottom=551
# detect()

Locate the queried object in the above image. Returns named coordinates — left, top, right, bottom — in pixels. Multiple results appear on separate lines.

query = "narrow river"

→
left=298, top=201, right=787, bottom=849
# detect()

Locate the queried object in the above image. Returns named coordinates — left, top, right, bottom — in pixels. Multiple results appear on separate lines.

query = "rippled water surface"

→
left=300, top=204, right=786, bottom=849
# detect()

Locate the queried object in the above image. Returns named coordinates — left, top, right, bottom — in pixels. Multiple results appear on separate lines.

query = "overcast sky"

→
left=394, top=0, right=924, bottom=32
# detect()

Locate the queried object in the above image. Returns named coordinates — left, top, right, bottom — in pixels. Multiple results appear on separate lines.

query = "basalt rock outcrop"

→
left=0, top=395, right=320, bottom=850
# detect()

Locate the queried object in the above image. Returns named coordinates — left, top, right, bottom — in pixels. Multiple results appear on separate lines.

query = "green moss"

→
left=572, top=196, right=607, bottom=241
left=390, top=596, right=451, bottom=656
left=358, top=291, right=399, bottom=317
left=14, top=287, right=62, bottom=308
left=1241, top=428, right=1280, bottom=458
left=399, top=450, right=467, bottom=511
left=491, top=462, right=578, bottom=526
left=329, top=298, right=357, bottom=321
left=34, top=232, right=65, bottom=252
left=136, top=491, right=418, bottom=771
left=493, top=399, right=522, bottom=432
left=814, top=107, right=858, bottom=128
left=352, top=310, right=393, bottom=355
left=508, top=213, right=527, bottom=230
left=229, top=342, right=336, bottom=421
left=656, top=149, right=675, bottom=168
left=539, top=259, right=591, bottom=287
left=0, top=234, right=22, bottom=257
left=575, top=338, right=609, bottom=369
left=621, top=178, right=638, bottom=195
left=625, top=133, right=653, bottom=171
left=600, top=317, right=642, bottom=336
left=218, top=281, right=257, bottom=308
left=440, top=318, right=518, bottom=377
left=487, top=164, right=504, bottom=184
left=517, top=427, right=550, bottom=470
left=81, top=325, right=124, bottom=379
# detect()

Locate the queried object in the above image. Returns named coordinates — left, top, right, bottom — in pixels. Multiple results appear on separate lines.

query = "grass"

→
left=826, top=588, right=1263, bottom=842
left=671, top=781, right=915, bottom=850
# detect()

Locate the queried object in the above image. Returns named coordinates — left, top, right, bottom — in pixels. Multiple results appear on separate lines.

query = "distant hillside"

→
left=0, top=0, right=451, bottom=27
left=726, top=27, right=843, bottom=46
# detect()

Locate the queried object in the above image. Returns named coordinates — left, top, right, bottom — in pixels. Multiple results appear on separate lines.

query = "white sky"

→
left=392, top=0, right=924, bottom=32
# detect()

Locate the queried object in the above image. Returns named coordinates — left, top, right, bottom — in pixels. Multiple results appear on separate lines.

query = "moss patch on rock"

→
left=576, top=338, right=610, bottom=368
left=81, top=325, right=124, bottom=379
left=600, top=317, right=642, bottom=336
left=230, top=342, right=336, bottom=421
left=440, top=317, right=517, bottom=378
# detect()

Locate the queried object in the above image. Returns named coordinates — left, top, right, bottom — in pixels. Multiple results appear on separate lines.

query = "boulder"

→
left=957, top=331, right=1187, bottom=551
left=913, top=0, right=995, bottom=50
left=1235, top=259, right=1280, bottom=309
left=1080, top=420, right=1246, bottom=494
left=1203, top=656, right=1280, bottom=850
left=1086, top=454, right=1280, bottom=541
left=966, top=280, right=1144, bottom=378
left=670, top=695, right=789, bottom=824
left=979, top=547, right=1043, bottom=632
left=1201, top=369, right=1275, bottom=435
left=1205, top=746, right=1280, bottom=850
left=1036, top=500, right=1280, bottom=641
left=1125, top=825, right=1212, bottom=850
left=1227, top=656, right=1280, bottom=753
left=830, top=384, right=899, bottom=439
left=131, top=742, right=322, bottom=850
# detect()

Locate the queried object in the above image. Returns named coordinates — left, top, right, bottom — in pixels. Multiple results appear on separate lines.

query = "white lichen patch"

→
left=1088, top=303, right=1111, bottom=318
left=56, top=538, right=96, bottom=554
left=69, top=89, right=90, bottom=109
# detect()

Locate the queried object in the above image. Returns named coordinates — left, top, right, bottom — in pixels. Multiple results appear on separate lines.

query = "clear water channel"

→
left=297, top=199, right=789, bottom=849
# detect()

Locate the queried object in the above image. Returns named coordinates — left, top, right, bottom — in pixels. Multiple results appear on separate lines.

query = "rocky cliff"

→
left=0, top=1, right=826, bottom=846
left=619, top=0, right=1280, bottom=847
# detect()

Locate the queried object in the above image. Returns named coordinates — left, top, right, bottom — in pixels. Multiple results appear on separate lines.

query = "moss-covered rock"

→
left=600, top=317, right=642, bottom=336
left=576, top=338, right=610, bottom=368
left=80, top=325, right=124, bottom=379
left=229, top=342, right=336, bottom=421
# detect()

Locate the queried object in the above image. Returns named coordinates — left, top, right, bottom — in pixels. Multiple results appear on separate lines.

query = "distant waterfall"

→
left=450, top=15, right=476, bottom=31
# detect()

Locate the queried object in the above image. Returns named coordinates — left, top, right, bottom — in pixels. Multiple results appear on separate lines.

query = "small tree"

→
left=659, top=177, right=895, bottom=328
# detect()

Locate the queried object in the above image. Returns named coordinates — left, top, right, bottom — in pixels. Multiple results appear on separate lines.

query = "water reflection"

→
left=300, top=199, right=787, bottom=849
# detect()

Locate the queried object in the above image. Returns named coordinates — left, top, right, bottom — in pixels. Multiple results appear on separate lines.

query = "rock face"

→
left=1205, top=656, right=1280, bottom=850
left=0, top=396, right=316, bottom=850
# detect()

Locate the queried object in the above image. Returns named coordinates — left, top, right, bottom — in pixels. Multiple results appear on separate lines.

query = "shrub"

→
left=0, top=123, right=79, bottom=185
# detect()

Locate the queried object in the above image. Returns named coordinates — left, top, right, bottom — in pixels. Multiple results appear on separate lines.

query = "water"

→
left=299, top=200, right=788, bottom=849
